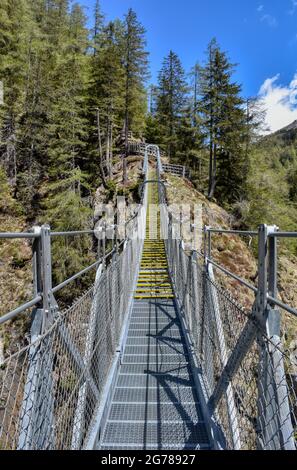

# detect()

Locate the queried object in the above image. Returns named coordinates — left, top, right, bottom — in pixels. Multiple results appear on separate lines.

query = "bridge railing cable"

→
left=0, top=165, right=149, bottom=450
left=156, top=148, right=296, bottom=450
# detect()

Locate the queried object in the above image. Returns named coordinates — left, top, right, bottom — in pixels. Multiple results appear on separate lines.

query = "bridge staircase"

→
left=0, top=145, right=296, bottom=451
left=98, top=174, right=211, bottom=450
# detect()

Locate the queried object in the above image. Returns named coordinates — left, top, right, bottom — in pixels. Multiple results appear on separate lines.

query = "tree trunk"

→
left=96, top=108, right=107, bottom=188
left=106, top=117, right=110, bottom=177
left=208, top=143, right=217, bottom=199
left=109, top=120, right=113, bottom=177
left=208, top=123, right=213, bottom=198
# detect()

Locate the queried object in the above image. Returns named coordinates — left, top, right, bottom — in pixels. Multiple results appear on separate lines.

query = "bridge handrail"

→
left=155, top=145, right=296, bottom=450
left=202, top=226, right=297, bottom=318
left=0, top=165, right=149, bottom=325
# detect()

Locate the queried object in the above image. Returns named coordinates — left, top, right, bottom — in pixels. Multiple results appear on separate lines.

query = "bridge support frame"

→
left=207, top=224, right=295, bottom=450
left=256, top=225, right=295, bottom=450
left=18, top=224, right=57, bottom=449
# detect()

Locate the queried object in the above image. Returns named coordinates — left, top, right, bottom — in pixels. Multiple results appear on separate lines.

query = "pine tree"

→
left=93, top=0, right=104, bottom=53
left=122, top=8, right=149, bottom=183
left=198, top=38, right=246, bottom=202
left=0, top=0, right=33, bottom=185
left=88, top=20, right=125, bottom=184
left=41, top=1, right=93, bottom=283
left=156, top=51, right=188, bottom=160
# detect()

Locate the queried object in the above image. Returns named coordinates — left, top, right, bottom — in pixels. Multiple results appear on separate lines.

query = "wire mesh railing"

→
left=1, top=143, right=297, bottom=450
left=157, top=159, right=297, bottom=450
left=0, top=161, right=148, bottom=450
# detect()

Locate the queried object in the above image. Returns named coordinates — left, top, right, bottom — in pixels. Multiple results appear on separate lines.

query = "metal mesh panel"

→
left=0, top=199, right=145, bottom=450
left=160, top=175, right=297, bottom=450
left=101, top=421, right=209, bottom=447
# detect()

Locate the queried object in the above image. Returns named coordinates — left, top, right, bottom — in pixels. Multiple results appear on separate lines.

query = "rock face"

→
left=93, top=155, right=144, bottom=230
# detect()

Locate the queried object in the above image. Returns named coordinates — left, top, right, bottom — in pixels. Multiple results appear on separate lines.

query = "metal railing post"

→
left=208, top=230, right=212, bottom=261
left=203, top=226, right=210, bottom=267
left=102, top=222, right=106, bottom=269
left=40, top=224, right=54, bottom=332
left=268, top=226, right=278, bottom=307
left=18, top=224, right=55, bottom=449
left=32, top=226, right=42, bottom=300
left=179, top=210, right=183, bottom=241
left=257, top=224, right=268, bottom=320
left=256, top=225, right=295, bottom=449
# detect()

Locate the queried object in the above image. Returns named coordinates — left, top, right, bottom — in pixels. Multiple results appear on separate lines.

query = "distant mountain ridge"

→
left=273, top=120, right=297, bottom=141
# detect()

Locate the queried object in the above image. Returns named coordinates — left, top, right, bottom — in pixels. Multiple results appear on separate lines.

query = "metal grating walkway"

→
left=98, top=176, right=211, bottom=450
left=99, top=299, right=210, bottom=450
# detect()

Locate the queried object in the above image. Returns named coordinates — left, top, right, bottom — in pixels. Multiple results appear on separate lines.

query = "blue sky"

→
left=79, top=0, right=297, bottom=132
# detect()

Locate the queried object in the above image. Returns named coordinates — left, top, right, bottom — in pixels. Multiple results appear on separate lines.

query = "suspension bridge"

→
left=0, top=145, right=296, bottom=450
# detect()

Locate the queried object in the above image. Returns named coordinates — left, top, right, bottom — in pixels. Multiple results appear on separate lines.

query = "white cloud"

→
left=260, top=13, right=278, bottom=27
left=256, top=5, right=278, bottom=27
left=258, top=74, right=297, bottom=133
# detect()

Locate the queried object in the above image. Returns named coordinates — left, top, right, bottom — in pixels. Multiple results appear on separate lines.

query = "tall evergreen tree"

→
left=0, top=0, right=33, bottom=185
left=156, top=51, right=188, bottom=160
left=198, top=38, right=246, bottom=202
left=122, top=8, right=149, bottom=183
left=93, top=0, right=104, bottom=53
left=88, top=19, right=125, bottom=183
left=42, top=1, right=93, bottom=282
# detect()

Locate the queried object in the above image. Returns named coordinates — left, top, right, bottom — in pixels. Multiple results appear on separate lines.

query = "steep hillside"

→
left=0, top=156, right=144, bottom=359
left=164, top=173, right=257, bottom=310
left=240, top=120, right=297, bottom=247
left=0, top=170, right=32, bottom=360
left=164, top=172, right=297, bottom=369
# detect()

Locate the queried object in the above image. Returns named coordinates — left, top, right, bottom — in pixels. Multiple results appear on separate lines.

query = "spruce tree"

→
left=156, top=51, right=188, bottom=160
left=93, top=0, right=105, bottom=53
left=88, top=20, right=125, bottom=184
left=122, top=8, right=149, bottom=183
left=198, top=38, right=246, bottom=202
left=181, top=62, right=204, bottom=180
left=42, top=1, right=93, bottom=284
left=0, top=0, right=33, bottom=185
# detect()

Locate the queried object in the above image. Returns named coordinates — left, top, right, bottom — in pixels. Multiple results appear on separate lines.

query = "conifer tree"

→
left=122, top=8, right=149, bottom=183
left=156, top=51, right=188, bottom=160
left=93, top=0, right=104, bottom=53
left=42, top=1, right=93, bottom=282
left=187, top=63, right=204, bottom=181
left=198, top=38, right=246, bottom=202
left=88, top=20, right=125, bottom=184
left=0, top=0, right=33, bottom=185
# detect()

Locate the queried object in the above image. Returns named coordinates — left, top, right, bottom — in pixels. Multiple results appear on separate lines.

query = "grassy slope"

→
left=165, top=173, right=257, bottom=309
left=164, top=173, right=297, bottom=355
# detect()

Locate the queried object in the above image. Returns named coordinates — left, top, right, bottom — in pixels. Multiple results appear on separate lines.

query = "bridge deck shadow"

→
left=99, top=299, right=211, bottom=450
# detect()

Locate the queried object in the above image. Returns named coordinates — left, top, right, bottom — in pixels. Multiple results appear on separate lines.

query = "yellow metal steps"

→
left=134, top=175, right=174, bottom=299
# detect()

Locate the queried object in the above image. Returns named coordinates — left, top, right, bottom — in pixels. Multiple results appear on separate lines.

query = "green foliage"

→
left=0, top=0, right=151, bottom=294
left=0, top=166, right=22, bottom=215
left=236, top=136, right=297, bottom=255
left=1, top=1, right=297, bottom=275
left=198, top=38, right=246, bottom=202
left=44, top=168, right=94, bottom=286
left=105, top=178, right=117, bottom=200
left=155, top=51, right=189, bottom=159
left=123, top=8, right=150, bottom=137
